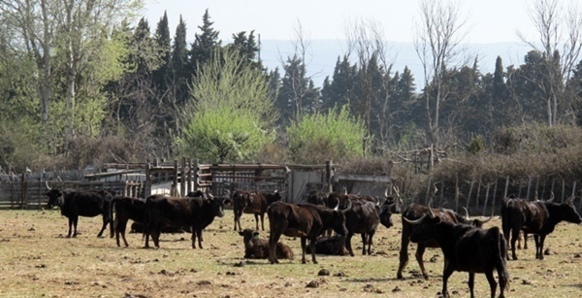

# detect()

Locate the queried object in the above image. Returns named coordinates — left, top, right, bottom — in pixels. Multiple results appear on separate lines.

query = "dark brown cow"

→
left=501, top=195, right=582, bottom=260
left=305, top=235, right=349, bottom=256
left=143, top=190, right=230, bottom=248
left=231, top=190, right=282, bottom=231
left=306, top=190, right=328, bottom=206
left=46, top=184, right=115, bottom=238
left=344, top=199, right=380, bottom=256
left=396, top=203, right=490, bottom=279
left=238, top=229, right=293, bottom=260
left=267, top=201, right=351, bottom=264
left=405, top=206, right=509, bottom=298
left=109, top=196, right=146, bottom=247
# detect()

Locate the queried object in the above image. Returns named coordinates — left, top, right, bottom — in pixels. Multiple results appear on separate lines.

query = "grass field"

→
left=1, top=208, right=581, bottom=298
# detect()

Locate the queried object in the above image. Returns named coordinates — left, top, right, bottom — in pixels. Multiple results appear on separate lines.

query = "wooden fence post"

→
left=561, top=178, right=566, bottom=203
left=503, top=176, right=509, bottom=199
left=475, top=176, right=482, bottom=210
left=491, top=180, right=498, bottom=216
left=180, top=157, right=186, bottom=197
left=466, top=179, right=475, bottom=210
left=194, top=159, right=200, bottom=191
left=483, top=183, right=491, bottom=216
left=172, top=160, right=178, bottom=196
left=325, top=161, right=333, bottom=193
left=526, top=176, right=532, bottom=200
left=144, top=160, right=151, bottom=198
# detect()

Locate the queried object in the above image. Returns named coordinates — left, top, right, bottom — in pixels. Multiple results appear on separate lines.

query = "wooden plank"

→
left=332, top=174, right=391, bottom=183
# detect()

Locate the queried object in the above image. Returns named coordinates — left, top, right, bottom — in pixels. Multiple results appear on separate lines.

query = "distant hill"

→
left=259, top=39, right=531, bottom=90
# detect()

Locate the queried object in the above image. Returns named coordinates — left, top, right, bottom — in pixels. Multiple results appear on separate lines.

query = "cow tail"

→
left=109, top=197, right=118, bottom=238
left=496, top=228, right=510, bottom=291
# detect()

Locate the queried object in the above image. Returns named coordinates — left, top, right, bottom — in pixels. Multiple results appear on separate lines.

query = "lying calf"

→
left=306, top=235, right=349, bottom=256
left=238, top=229, right=293, bottom=260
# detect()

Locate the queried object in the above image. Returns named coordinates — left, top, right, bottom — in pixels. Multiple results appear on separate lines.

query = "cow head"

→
left=403, top=201, right=441, bottom=243
left=330, top=199, right=352, bottom=236
left=379, top=198, right=400, bottom=228
left=45, top=182, right=63, bottom=209
left=459, top=207, right=492, bottom=228
left=265, top=190, right=283, bottom=205
left=554, top=198, right=582, bottom=224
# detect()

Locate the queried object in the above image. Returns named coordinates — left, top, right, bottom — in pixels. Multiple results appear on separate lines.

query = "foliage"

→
left=178, top=107, right=275, bottom=163
left=466, top=135, right=485, bottom=154
left=286, top=105, right=368, bottom=164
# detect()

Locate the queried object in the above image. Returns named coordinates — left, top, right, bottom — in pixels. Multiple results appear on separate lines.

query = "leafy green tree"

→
left=286, top=105, right=368, bottom=164
left=178, top=49, right=278, bottom=162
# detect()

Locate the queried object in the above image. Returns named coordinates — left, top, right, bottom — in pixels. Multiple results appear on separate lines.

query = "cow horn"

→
left=384, top=188, right=389, bottom=198
left=427, top=199, right=436, bottom=218
left=461, top=207, right=470, bottom=220
left=476, top=215, right=493, bottom=225
left=341, top=198, right=352, bottom=213
left=548, top=191, right=555, bottom=203
left=45, top=181, right=52, bottom=190
left=403, top=214, right=426, bottom=225
left=343, top=187, right=348, bottom=195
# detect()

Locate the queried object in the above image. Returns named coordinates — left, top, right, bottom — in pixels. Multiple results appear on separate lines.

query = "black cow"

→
left=267, top=201, right=351, bottom=264
left=405, top=206, right=509, bottom=298
left=344, top=199, right=380, bottom=256
left=46, top=184, right=115, bottom=238
left=143, top=190, right=230, bottom=248
left=396, top=203, right=490, bottom=279
left=109, top=196, right=146, bottom=247
left=501, top=195, right=582, bottom=260
left=231, top=190, right=282, bottom=231
left=307, top=190, right=328, bottom=206
left=306, top=235, right=349, bottom=256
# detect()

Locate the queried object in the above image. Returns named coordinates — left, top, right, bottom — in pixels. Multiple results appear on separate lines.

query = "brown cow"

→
left=238, top=229, right=293, bottom=260
left=501, top=195, right=582, bottom=260
left=267, top=201, right=351, bottom=264
left=231, top=190, right=282, bottom=231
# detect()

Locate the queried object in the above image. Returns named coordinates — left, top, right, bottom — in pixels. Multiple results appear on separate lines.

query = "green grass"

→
left=0, top=209, right=581, bottom=297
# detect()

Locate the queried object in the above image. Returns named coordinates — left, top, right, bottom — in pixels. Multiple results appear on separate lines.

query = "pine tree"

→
left=188, top=9, right=221, bottom=78
left=153, top=12, right=171, bottom=92
left=171, top=16, right=189, bottom=106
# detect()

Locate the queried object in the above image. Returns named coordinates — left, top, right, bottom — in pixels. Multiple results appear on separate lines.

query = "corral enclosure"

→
left=1, top=209, right=581, bottom=297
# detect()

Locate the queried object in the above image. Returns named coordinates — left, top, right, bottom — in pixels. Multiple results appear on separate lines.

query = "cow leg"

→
left=152, top=226, right=161, bottom=248
left=196, top=229, right=204, bottom=249
left=365, top=232, right=375, bottom=255
left=360, top=233, right=367, bottom=255
left=510, top=228, right=520, bottom=260
left=415, top=244, right=429, bottom=280
left=260, top=213, right=265, bottom=231
left=71, top=216, right=79, bottom=238
left=523, top=232, right=528, bottom=249
left=268, top=232, right=282, bottom=264
left=535, top=234, right=546, bottom=260
left=484, top=271, right=497, bottom=298
left=346, top=232, right=354, bottom=256
left=468, top=272, right=476, bottom=298
left=397, top=233, right=410, bottom=279
left=97, top=214, right=108, bottom=238
left=254, top=214, right=260, bottom=231
left=66, top=217, right=74, bottom=238
left=118, top=220, right=129, bottom=247
left=441, top=263, right=454, bottom=298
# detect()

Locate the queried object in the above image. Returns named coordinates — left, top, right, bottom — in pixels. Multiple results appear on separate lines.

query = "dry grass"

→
left=1, top=209, right=581, bottom=298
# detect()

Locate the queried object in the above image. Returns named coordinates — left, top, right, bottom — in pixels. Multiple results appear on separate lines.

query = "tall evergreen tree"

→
left=172, top=16, right=189, bottom=106
left=188, top=9, right=221, bottom=78
left=153, top=12, right=171, bottom=92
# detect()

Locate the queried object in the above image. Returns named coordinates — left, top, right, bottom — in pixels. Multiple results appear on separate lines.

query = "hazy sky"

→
left=142, top=0, right=562, bottom=44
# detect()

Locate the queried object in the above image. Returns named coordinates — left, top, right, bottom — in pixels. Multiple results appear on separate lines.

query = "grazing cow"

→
left=405, top=206, right=509, bottom=298
left=397, top=203, right=491, bottom=279
left=306, top=235, right=349, bottom=256
left=344, top=199, right=380, bottom=256
left=238, top=229, right=293, bottom=260
left=46, top=184, right=115, bottom=238
left=267, top=201, right=351, bottom=264
left=143, top=190, right=230, bottom=249
left=501, top=195, right=582, bottom=260
left=231, top=190, right=282, bottom=231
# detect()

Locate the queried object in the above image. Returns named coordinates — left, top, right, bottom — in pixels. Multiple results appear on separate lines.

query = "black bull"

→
left=501, top=195, right=582, bottom=260
left=405, top=208, right=509, bottom=298
left=385, top=203, right=491, bottom=279
left=267, top=201, right=351, bottom=264
left=143, top=191, right=230, bottom=249
left=46, top=185, right=115, bottom=238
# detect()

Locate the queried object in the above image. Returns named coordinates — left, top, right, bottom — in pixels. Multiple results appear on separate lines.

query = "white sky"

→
left=142, top=0, right=556, bottom=44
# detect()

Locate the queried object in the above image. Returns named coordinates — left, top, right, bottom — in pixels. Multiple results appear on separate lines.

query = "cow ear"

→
left=238, top=231, right=244, bottom=236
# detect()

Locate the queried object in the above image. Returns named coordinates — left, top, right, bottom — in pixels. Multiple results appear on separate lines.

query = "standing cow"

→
left=267, top=201, right=351, bottom=264
left=231, top=190, right=282, bottom=231
left=46, top=183, right=115, bottom=238
left=405, top=205, right=509, bottom=298
left=143, top=190, right=230, bottom=249
left=396, top=202, right=491, bottom=279
left=343, top=199, right=380, bottom=256
left=501, top=195, right=582, bottom=260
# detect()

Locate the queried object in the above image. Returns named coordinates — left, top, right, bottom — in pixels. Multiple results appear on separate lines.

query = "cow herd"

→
left=44, top=184, right=582, bottom=298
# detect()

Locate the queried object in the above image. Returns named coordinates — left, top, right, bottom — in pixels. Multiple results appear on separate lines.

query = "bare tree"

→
left=414, top=0, right=468, bottom=168
left=343, top=18, right=395, bottom=151
left=520, top=0, right=582, bottom=126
